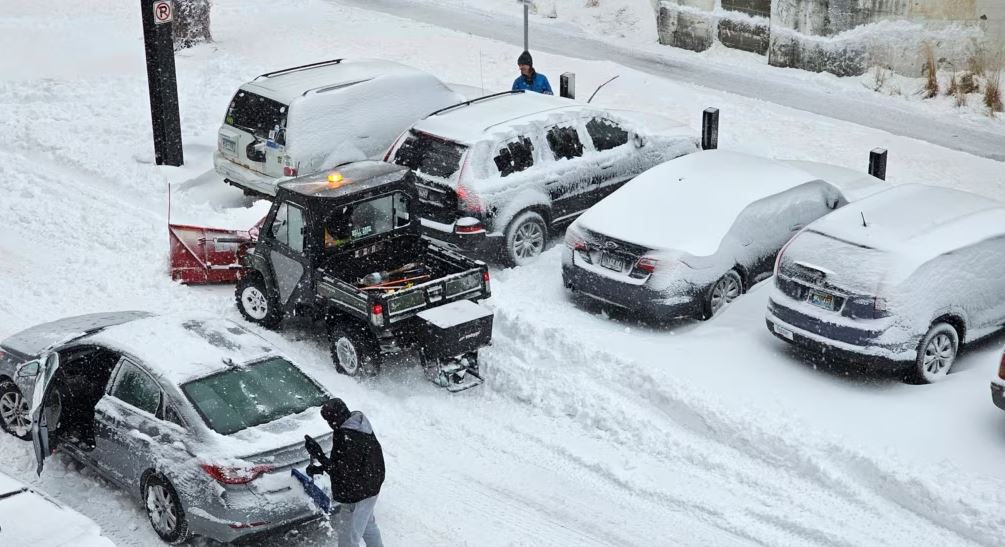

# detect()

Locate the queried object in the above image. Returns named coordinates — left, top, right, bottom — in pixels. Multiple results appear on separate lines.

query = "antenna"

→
left=479, top=49, right=485, bottom=96
left=860, top=211, right=868, bottom=227
left=588, top=75, right=620, bottom=104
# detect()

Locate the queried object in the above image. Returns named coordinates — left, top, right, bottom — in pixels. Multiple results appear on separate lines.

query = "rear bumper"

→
left=562, top=258, right=699, bottom=319
left=992, top=382, right=1005, bottom=412
left=765, top=299, right=913, bottom=366
left=420, top=218, right=496, bottom=254
left=186, top=480, right=328, bottom=543
left=213, top=151, right=279, bottom=197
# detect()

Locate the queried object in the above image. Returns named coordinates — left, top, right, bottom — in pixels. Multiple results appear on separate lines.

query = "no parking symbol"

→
left=153, top=0, right=173, bottom=24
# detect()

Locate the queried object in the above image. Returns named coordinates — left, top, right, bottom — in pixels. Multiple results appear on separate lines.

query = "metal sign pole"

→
left=523, top=1, right=529, bottom=51
left=141, top=0, right=184, bottom=166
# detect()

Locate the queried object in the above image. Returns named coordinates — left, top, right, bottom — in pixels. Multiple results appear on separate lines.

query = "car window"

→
left=163, top=405, right=185, bottom=427
left=270, top=203, right=305, bottom=252
left=225, top=90, right=288, bottom=138
left=546, top=125, right=584, bottom=161
left=392, top=131, right=468, bottom=179
left=182, top=357, right=328, bottom=436
left=493, top=137, right=535, bottom=177
left=111, top=361, right=161, bottom=416
left=586, top=118, right=629, bottom=151
left=324, top=193, right=409, bottom=248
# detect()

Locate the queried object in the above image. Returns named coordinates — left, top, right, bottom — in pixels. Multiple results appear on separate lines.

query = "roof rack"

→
left=256, top=59, right=344, bottom=80
left=425, top=89, right=525, bottom=118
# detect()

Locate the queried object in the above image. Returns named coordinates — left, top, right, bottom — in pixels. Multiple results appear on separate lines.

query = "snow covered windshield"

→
left=225, top=90, right=288, bottom=138
left=392, top=130, right=466, bottom=179
left=181, top=357, right=328, bottom=435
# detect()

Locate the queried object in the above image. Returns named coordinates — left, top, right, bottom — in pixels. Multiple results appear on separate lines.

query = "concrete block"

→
left=719, top=17, right=770, bottom=55
left=657, top=4, right=715, bottom=52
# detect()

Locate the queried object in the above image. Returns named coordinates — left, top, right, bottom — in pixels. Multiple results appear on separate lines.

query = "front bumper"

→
left=991, top=382, right=1005, bottom=412
left=766, top=299, right=913, bottom=366
left=213, top=151, right=279, bottom=198
left=562, top=257, right=699, bottom=320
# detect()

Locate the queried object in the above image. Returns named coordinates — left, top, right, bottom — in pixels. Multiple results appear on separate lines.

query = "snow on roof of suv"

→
left=240, top=59, right=434, bottom=104
left=412, top=91, right=622, bottom=144
left=807, top=183, right=1005, bottom=262
left=576, top=150, right=873, bottom=255
left=85, top=315, right=279, bottom=385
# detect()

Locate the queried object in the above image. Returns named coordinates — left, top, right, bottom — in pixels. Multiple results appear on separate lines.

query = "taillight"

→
left=201, top=463, right=273, bottom=485
left=636, top=257, right=658, bottom=273
left=998, top=351, right=1005, bottom=380
left=456, top=185, right=483, bottom=214
left=564, top=226, right=587, bottom=251
left=775, top=234, right=799, bottom=274
left=283, top=165, right=298, bottom=177
left=482, top=269, right=491, bottom=292
left=371, top=303, right=385, bottom=327
left=455, top=217, right=484, bottom=234
left=384, top=131, right=408, bottom=162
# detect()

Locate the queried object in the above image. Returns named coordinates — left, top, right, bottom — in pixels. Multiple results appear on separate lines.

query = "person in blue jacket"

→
left=512, top=50, right=553, bottom=95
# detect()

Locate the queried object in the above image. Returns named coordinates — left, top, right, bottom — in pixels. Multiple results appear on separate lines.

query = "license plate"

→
left=599, top=253, right=625, bottom=272
left=773, top=323, right=794, bottom=340
left=808, top=290, right=835, bottom=310
left=221, top=137, right=237, bottom=154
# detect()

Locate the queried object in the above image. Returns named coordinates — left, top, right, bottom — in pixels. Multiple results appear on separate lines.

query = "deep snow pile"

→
left=2, top=0, right=1005, bottom=546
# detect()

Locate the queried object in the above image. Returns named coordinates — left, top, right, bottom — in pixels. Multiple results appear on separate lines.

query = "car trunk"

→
left=219, top=89, right=289, bottom=177
left=577, top=228, right=653, bottom=281
left=777, top=230, right=892, bottom=314
left=390, top=131, right=467, bottom=224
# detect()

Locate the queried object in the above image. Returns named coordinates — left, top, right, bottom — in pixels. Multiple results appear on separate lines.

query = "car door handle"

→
left=600, top=162, right=615, bottom=170
left=790, top=224, right=804, bottom=231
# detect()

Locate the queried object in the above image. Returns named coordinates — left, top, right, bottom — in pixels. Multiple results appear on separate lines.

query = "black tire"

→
left=235, top=274, right=282, bottom=329
left=144, top=474, right=189, bottom=544
left=700, top=270, right=743, bottom=320
left=503, top=211, right=548, bottom=267
left=329, top=322, right=382, bottom=377
left=0, top=380, right=31, bottom=440
left=908, top=322, right=960, bottom=384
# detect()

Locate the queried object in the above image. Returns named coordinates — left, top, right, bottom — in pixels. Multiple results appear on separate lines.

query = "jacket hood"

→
left=340, top=411, right=374, bottom=435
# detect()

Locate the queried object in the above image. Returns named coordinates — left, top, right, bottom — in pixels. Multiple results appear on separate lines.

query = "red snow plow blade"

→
left=169, top=224, right=255, bottom=284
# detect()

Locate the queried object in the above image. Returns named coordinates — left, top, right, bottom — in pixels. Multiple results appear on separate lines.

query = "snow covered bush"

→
left=173, top=0, right=212, bottom=50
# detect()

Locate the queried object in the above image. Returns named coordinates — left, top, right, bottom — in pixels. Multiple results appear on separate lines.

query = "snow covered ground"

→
left=2, top=0, right=1005, bottom=545
left=345, top=0, right=1005, bottom=162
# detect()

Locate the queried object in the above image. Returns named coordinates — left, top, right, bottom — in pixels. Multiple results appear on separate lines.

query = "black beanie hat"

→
left=321, top=398, right=351, bottom=426
left=517, top=50, right=533, bottom=67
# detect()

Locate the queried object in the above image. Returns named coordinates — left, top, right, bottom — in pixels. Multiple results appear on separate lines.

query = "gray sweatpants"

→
left=334, top=495, right=383, bottom=547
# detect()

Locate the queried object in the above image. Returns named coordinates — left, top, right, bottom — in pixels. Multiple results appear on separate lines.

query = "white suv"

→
left=214, top=59, right=462, bottom=197
left=385, top=91, right=699, bottom=266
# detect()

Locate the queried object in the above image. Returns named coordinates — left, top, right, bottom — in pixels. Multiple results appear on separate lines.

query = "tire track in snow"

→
left=482, top=305, right=999, bottom=546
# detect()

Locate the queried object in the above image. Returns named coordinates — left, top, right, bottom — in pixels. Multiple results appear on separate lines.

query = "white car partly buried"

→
left=0, top=471, right=116, bottom=546
left=562, top=150, right=886, bottom=320
left=767, top=184, right=1005, bottom=383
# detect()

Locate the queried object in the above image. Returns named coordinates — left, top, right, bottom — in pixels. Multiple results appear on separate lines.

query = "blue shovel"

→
left=291, top=465, right=332, bottom=514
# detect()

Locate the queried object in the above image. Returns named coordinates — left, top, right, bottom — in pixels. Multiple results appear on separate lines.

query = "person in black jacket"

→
left=306, top=398, right=385, bottom=547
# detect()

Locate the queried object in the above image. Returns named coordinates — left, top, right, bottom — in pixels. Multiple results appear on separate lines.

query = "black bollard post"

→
left=702, top=107, right=719, bottom=150
left=869, top=148, right=888, bottom=180
left=560, top=73, right=576, bottom=99
left=141, top=0, right=184, bottom=166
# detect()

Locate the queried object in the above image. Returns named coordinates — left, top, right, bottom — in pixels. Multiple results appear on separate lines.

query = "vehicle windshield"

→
left=225, top=90, right=288, bottom=138
left=182, top=357, right=327, bottom=435
left=392, top=131, right=467, bottom=179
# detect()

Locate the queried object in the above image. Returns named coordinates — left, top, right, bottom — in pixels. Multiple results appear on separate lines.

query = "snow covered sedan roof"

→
left=0, top=311, right=154, bottom=358
left=411, top=91, right=586, bottom=144
left=0, top=471, right=116, bottom=547
left=575, top=150, right=857, bottom=255
left=242, top=59, right=439, bottom=105
left=84, top=315, right=279, bottom=386
left=804, top=183, right=1005, bottom=260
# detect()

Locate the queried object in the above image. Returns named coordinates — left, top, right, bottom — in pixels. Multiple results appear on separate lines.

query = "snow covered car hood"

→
left=0, top=472, right=116, bottom=547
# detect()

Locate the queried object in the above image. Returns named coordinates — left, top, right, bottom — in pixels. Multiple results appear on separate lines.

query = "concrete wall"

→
left=656, top=0, right=1005, bottom=77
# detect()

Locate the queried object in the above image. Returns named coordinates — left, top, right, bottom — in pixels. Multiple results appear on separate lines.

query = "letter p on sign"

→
left=153, top=0, right=173, bottom=24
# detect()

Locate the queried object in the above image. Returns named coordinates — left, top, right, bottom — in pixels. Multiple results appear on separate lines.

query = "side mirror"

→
left=17, top=361, right=40, bottom=378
